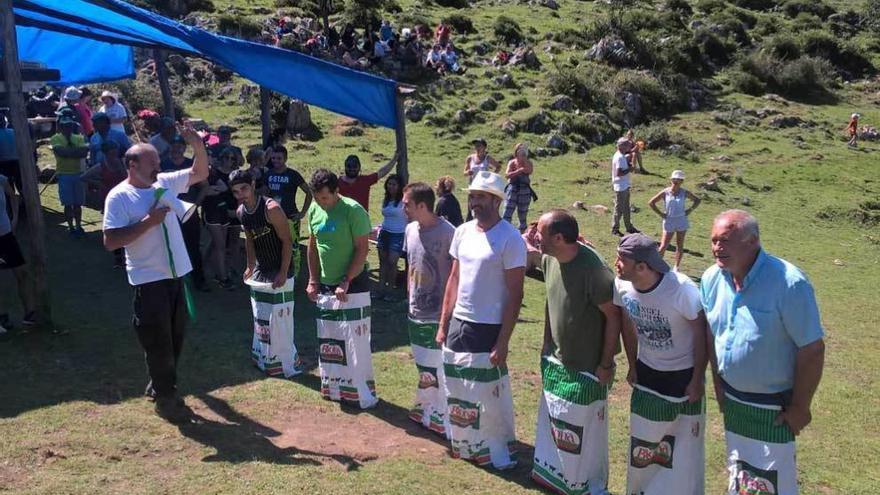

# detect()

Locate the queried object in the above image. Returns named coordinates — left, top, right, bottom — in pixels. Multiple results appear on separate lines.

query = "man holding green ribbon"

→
left=103, top=122, right=208, bottom=423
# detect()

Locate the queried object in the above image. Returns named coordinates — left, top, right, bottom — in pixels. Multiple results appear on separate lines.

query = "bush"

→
left=655, top=36, right=705, bottom=77
left=493, top=16, right=523, bottom=45
left=397, top=11, right=433, bottom=29
left=508, top=98, right=531, bottom=111
left=775, top=56, right=835, bottom=96
left=607, top=70, right=687, bottom=120
left=732, top=0, right=776, bottom=11
left=545, top=63, right=607, bottom=109
left=764, top=35, right=801, bottom=60
left=442, top=13, right=475, bottom=34
left=695, top=29, right=738, bottom=67
left=694, top=0, right=727, bottom=15
left=782, top=0, right=835, bottom=20
left=728, top=68, right=767, bottom=95
left=435, top=0, right=468, bottom=7
left=663, top=0, right=693, bottom=16
left=552, top=28, right=592, bottom=49
left=216, top=13, right=264, bottom=39
left=799, top=30, right=874, bottom=77
left=707, top=10, right=751, bottom=46
left=867, top=0, right=880, bottom=35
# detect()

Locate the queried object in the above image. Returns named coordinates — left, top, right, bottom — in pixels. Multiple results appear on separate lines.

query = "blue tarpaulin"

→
left=9, top=0, right=400, bottom=128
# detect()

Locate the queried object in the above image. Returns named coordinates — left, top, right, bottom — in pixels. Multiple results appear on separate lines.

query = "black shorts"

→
left=636, top=360, right=694, bottom=398
left=319, top=269, right=370, bottom=295
left=445, top=317, right=502, bottom=353
left=0, top=232, right=25, bottom=269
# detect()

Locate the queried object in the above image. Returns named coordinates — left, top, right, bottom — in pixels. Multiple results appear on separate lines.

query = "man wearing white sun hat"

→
left=648, top=169, right=701, bottom=272
left=437, top=170, right=526, bottom=469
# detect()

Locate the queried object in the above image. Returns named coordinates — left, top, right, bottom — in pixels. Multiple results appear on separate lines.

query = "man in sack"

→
left=702, top=210, right=825, bottom=495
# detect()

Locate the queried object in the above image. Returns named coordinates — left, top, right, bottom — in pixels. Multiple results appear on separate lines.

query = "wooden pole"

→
left=259, top=86, right=271, bottom=148
left=0, top=0, right=53, bottom=327
left=153, top=48, right=175, bottom=120
left=394, top=87, right=412, bottom=184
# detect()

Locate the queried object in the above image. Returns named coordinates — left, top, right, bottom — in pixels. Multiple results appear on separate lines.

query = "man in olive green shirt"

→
left=526, top=209, right=621, bottom=380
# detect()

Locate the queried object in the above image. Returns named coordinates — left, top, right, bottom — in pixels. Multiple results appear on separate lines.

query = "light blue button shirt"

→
left=701, top=250, right=824, bottom=395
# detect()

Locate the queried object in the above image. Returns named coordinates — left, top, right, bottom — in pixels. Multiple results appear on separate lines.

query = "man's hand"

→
left=435, top=324, right=448, bottom=347
left=243, top=267, right=253, bottom=283
left=775, top=404, right=812, bottom=436
left=522, top=223, right=540, bottom=253
left=306, top=280, right=319, bottom=302
left=334, top=280, right=350, bottom=303
left=541, top=341, right=553, bottom=357
left=685, top=378, right=705, bottom=403
left=489, top=342, right=508, bottom=368
left=143, top=206, right=170, bottom=227
left=596, top=364, right=615, bottom=385
left=177, top=120, right=202, bottom=146
left=272, top=272, right=287, bottom=289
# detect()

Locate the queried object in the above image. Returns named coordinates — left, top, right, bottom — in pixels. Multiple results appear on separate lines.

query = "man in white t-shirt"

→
left=103, top=122, right=208, bottom=423
left=613, top=233, right=707, bottom=494
left=437, top=171, right=526, bottom=469
left=611, top=137, right=639, bottom=237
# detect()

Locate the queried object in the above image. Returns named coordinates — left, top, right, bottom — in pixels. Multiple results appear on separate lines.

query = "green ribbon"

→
left=154, top=188, right=197, bottom=321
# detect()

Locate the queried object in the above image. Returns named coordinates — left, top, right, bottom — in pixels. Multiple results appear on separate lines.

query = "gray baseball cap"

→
left=618, top=233, right=670, bottom=273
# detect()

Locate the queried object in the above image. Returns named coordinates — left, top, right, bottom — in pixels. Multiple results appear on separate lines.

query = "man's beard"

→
left=345, top=170, right=359, bottom=179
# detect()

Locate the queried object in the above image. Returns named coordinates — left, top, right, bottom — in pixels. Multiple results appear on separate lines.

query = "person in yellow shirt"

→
left=50, top=114, right=89, bottom=236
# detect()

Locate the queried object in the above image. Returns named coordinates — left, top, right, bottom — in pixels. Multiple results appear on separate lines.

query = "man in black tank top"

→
left=230, top=170, right=294, bottom=288
left=230, top=169, right=305, bottom=378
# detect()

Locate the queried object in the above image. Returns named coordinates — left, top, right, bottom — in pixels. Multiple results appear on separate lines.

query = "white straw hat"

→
left=466, top=171, right=505, bottom=199
left=100, top=90, right=117, bottom=102
left=670, top=170, right=685, bottom=180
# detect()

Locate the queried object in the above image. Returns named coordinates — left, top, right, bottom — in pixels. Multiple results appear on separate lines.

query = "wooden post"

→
left=394, top=86, right=414, bottom=184
left=259, top=86, right=271, bottom=148
left=153, top=49, right=175, bottom=120
left=0, top=0, right=53, bottom=327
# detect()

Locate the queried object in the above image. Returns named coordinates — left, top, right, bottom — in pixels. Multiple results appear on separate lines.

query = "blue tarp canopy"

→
left=8, top=0, right=400, bottom=128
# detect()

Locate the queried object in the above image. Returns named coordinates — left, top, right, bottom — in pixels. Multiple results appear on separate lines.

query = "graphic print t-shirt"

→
left=403, top=219, right=455, bottom=321
left=613, top=271, right=702, bottom=371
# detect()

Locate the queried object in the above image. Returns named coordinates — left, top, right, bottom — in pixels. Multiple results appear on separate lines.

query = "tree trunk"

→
left=154, top=49, right=175, bottom=120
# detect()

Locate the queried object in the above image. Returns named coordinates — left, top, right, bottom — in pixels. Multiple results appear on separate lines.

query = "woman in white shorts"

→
left=648, top=170, right=701, bottom=271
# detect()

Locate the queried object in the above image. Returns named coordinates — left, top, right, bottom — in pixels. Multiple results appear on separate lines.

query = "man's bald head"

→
left=714, top=209, right=760, bottom=242
left=125, top=143, right=161, bottom=186
left=124, top=143, right=159, bottom=168
left=539, top=209, right=580, bottom=244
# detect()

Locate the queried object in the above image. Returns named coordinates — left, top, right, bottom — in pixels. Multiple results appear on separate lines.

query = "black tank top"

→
left=237, top=196, right=293, bottom=282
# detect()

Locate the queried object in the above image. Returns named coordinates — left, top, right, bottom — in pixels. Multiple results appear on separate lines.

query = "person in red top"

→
left=75, top=87, right=94, bottom=136
left=435, top=22, right=451, bottom=47
left=847, top=113, right=860, bottom=148
left=337, top=152, right=398, bottom=211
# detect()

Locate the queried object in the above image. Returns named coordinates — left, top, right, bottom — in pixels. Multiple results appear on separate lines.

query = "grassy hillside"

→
left=2, top=0, right=879, bottom=493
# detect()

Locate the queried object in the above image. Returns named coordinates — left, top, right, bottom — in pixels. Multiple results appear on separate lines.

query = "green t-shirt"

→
left=543, top=244, right=615, bottom=372
left=307, top=196, right=371, bottom=285
left=50, top=133, right=87, bottom=175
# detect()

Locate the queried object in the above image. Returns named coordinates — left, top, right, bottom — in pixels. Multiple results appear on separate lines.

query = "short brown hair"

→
left=403, top=182, right=435, bottom=210
left=435, top=175, right=455, bottom=194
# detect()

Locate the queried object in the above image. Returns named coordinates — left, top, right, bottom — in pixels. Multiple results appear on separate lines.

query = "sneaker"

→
left=22, top=312, right=37, bottom=326
left=626, top=227, right=641, bottom=234
left=611, top=229, right=624, bottom=237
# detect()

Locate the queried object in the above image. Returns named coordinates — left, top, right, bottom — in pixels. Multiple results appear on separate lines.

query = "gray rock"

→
left=689, top=20, right=704, bottom=30
left=509, top=46, right=541, bottom=69
left=238, top=84, right=258, bottom=104
left=217, top=84, right=234, bottom=99
left=501, top=119, right=518, bottom=135
left=550, top=94, right=573, bottom=111
left=286, top=99, right=313, bottom=133
left=763, top=93, right=789, bottom=105
left=585, top=37, right=632, bottom=65
left=542, top=0, right=559, bottom=9
left=167, top=54, right=190, bottom=76
left=491, top=92, right=505, bottom=101
left=699, top=179, right=723, bottom=193
left=524, top=111, right=554, bottom=134
left=479, top=98, right=498, bottom=111
left=404, top=100, right=428, bottom=122
left=741, top=197, right=752, bottom=206
left=621, top=92, right=643, bottom=127
left=768, top=115, right=805, bottom=129
left=494, top=73, right=516, bottom=88
left=342, top=126, right=364, bottom=137
left=546, top=133, right=568, bottom=152
left=211, top=64, right=233, bottom=83
left=453, top=108, right=475, bottom=125
left=755, top=107, right=780, bottom=119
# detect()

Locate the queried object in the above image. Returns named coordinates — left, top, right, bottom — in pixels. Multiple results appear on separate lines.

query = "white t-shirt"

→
left=380, top=200, right=407, bottom=233
left=103, top=170, right=193, bottom=286
left=100, top=101, right=128, bottom=134
left=449, top=219, right=527, bottom=324
left=611, top=151, right=630, bottom=192
left=613, top=271, right=702, bottom=371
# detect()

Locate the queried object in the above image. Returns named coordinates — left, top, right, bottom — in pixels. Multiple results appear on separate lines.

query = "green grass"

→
left=2, top=0, right=880, bottom=493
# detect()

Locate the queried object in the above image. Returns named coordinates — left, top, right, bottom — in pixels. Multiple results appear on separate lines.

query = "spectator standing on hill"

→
left=98, top=91, right=128, bottom=134
left=75, top=87, right=94, bottom=136
left=265, top=145, right=312, bottom=277
left=611, top=137, right=639, bottom=237
left=50, top=114, right=89, bottom=237
left=435, top=176, right=463, bottom=227
left=502, top=143, right=534, bottom=232
left=337, top=153, right=398, bottom=211
left=702, top=210, right=825, bottom=495
left=376, top=174, right=407, bottom=300
left=648, top=170, right=701, bottom=272
left=847, top=113, right=859, bottom=147
left=102, top=123, right=209, bottom=423
left=464, top=138, right=500, bottom=184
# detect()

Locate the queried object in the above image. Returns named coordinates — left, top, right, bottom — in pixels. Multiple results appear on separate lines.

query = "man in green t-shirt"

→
left=305, top=169, right=378, bottom=409
left=524, top=209, right=621, bottom=494
left=50, top=115, right=89, bottom=236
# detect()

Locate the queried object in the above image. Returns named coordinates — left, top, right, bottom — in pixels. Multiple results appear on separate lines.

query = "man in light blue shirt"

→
left=702, top=209, right=825, bottom=494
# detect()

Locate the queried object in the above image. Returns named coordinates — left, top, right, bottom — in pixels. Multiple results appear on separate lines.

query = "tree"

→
left=342, top=0, right=390, bottom=33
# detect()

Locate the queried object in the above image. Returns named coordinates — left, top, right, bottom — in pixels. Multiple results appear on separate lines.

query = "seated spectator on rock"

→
left=380, top=19, right=394, bottom=42
left=426, top=44, right=445, bottom=73
left=415, top=24, right=432, bottom=41
left=341, top=23, right=356, bottom=51
left=98, top=91, right=128, bottom=134
left=442, top=44, right=465, bottom=74
left=492, top=50, right=510, bottom=66
left=398, top=29, right=422, bottom=66
left=149, top=117, right=177, bottom=163
left=435, top=22, right=451, bottom=47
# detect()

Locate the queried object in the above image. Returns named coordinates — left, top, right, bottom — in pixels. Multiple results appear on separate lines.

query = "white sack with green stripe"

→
left=442, top=347, right=517, bottom=469
left=408, top=319, right=448, bottom=436
left=722, top=394, right=797, bottom=495
left=249, top=277, right=302, bottom=378
left=531, top=355, right=610, bottom=495
left=626, top=385, right=705, bottom=495
left=316, top=292, right=378, bottom=409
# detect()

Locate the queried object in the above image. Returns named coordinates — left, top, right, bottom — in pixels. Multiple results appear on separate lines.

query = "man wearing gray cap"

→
left=613, top=233, right=707, bottom=494
left=611, top=137, right=639, bottom=237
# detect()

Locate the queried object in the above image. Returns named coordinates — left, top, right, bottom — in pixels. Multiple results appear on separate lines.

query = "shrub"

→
left=493, top=16, right=523, bottom=45
left=655, top=36, right=705, bottom=77
left=607, top=70, right=687, bottom=119
left=732, top=0, right=776, bottom=11
left=442, top=13, right=475, bottom=34
left=695, top=29, right=738, bottom=67
left=435, top=0, right=468, bottom=7
left=663, top=0, right=693, bottom=16
left=728, top=68, right=767, bottom=95
left=216, top=13, right=264, bottom=39
left=775, top=56, right=835, bottom=96
left=508, top=98, right=531, bottom=111
left=545, top=62, right=607, bottom=109
left=791, top=13, right=824, bottom=32
left=764, top=35, right=801, bottom=60
left=867, top=0, right=880, bottom=35
left=707, top=10, right=751, bottom=46
left=552, top=29, right=592, bottom=49
left=782, top=0, right=835, bottom=20
left=398, top=11, right=433, bottom=29
left=800, top=30, right=874, bottom=77
left=694, top=0, right=727, bottom=15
